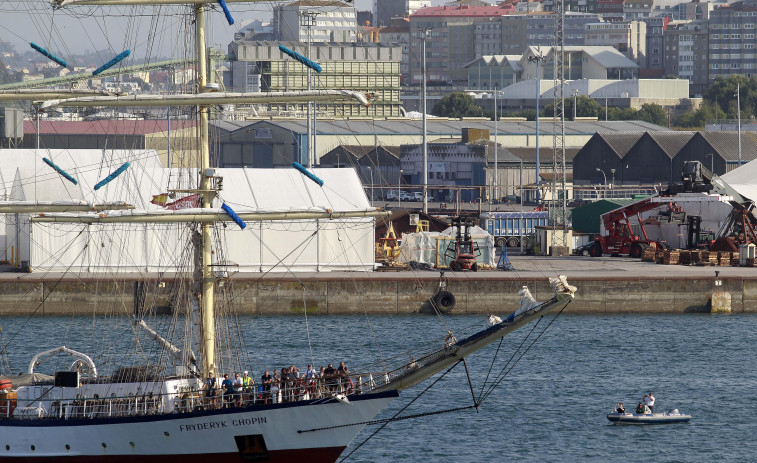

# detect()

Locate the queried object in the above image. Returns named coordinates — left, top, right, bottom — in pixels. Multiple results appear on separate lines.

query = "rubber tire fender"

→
left=434, top=290, right=456, bottom=313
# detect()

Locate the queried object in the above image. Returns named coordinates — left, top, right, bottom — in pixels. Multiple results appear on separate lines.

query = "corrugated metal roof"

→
left=699, top=131, right=757, bottom=162
left=24, top=120, right=197, bottom=135
left=228, top=119, right=666, bottom=137
left=596, top=133, right=645, bottom=157
left=648, top=131, right=696, bottom=158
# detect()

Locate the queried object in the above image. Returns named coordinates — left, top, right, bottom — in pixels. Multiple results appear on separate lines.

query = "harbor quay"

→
left=1, top=256, right=757, bottom=316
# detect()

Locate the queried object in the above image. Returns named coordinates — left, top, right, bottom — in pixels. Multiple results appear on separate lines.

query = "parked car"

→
left=385, top=190, right=398, bottom=201
left=399, top=191, right=413, bottom=201
left=412, top=191, right=424, bottom=201
left=502, top=194, right=520, bottom=204
left=573, top=242, right=594, bottom=256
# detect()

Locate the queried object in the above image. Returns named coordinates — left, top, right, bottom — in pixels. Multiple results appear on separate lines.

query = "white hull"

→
left=0, top=391, right=398, bottom=462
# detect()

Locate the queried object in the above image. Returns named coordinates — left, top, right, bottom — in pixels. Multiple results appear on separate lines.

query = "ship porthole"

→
left=65, top=445, right=70, bottom=450
left=130, top=442, right=135, bottom=448
left=164, top=432, right=170, bottom=437
left=5, top=445, right=9, bottom=451
left=102, top=443, right=107, bottom=449
left=30, top=445, right=35, bottom=451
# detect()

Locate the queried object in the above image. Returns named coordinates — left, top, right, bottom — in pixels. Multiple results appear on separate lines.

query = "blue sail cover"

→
left=42, top=158, right=77, bottom=185
left=93, top=50, right=131, bottom=76
left=94, top=162, right=130, bottom=190
left=30, top=43, right=68, bottom=68
left=292, top=162, right=324, bottom=187
left=221, top=203, right=246, bottom=229
left=278, top=45, right=322, bottom=73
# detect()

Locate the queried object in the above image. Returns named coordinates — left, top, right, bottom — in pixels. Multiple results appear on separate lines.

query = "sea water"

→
left=1, top=314, right=755, bottom=462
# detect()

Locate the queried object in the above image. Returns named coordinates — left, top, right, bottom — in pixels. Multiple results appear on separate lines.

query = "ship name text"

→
left=179, top=417, right=267, bottom=432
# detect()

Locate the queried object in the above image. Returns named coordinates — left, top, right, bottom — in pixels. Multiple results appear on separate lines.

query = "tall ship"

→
left=0, top=1, right=577, bottom=461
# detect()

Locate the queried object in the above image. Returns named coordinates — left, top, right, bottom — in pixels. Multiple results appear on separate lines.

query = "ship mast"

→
left=195, top=4, right=216, bottom=378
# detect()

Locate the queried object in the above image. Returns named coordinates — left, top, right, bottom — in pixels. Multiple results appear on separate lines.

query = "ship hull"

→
left=0, top=391, right=398, bottom=462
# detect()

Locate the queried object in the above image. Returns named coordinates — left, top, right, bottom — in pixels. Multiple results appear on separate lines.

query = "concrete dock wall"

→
left=1, top=274, right=756, bottom=316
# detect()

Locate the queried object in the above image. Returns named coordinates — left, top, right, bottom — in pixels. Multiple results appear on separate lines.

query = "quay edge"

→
left=2, top=257, right=757, bottom=315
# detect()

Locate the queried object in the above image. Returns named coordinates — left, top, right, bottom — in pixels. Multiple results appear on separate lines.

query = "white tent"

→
left=0, top=149, right=162, bottom=266
left=721, top=160, right=757, bottom=204
left=27, top=165, right=376, bottom=273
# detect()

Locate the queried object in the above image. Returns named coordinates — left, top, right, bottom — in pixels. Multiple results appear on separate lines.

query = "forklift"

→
left=445, top=217, right=481, bottom=271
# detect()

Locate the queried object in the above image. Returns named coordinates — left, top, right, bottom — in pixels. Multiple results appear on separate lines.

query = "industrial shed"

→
left=574, top=131, right=757, bottom=186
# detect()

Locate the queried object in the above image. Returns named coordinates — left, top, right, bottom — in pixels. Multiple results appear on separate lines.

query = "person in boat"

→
left=261, top=370, right=272, bottom=404
left=221, top=374, right=234, bottom=408
left=304, top=365, right=317, bottom=398
left=232, top=373, right=244, bottom=406
left=203, top=372, right=217, bottom=407
left=242, top=371, right=254, bottom=402
left=271, top=370, right=281, bottom=404
left=616, top=403, right=626, bottom=414
left=324, top=363, right=337, bottom=392
left=337, top=361, right=352, bottom=393
left=646, top=392, right=655, bottom=413
left=636, top=402, right=650, bottom=414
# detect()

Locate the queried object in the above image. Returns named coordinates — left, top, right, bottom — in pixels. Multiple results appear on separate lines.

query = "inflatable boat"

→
left=607, top=409, right=691, bottom=425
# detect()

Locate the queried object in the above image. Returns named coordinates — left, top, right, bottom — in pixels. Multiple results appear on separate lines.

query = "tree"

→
left=431, top=92, right=488, bottom=118
left=635, top=103, right=668, bottom=126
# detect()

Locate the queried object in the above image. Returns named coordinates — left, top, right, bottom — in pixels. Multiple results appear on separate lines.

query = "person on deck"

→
left=337, top=361, right=351, bottom=393
left=221, top=374, right=234, bottom=408
left=324, top=364, right=337, bottom=392
left=616, top=403, right=625, bottom=414
left=261, top=370, right=272, bottom=404
left=646, top=392, right=655, bottom=413
left=242, top=371, right=254, bottom=402
left=271, top=370, right=281, bottom=404
left=232, top=373, right=244, bottom=406
left=636, top=402, right=649, bottom=414
left=204, top=372, right=217, bottom=408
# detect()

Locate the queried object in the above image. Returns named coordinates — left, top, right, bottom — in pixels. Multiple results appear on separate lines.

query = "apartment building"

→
left=228, top=41, right=402, bottom=117
left=273, top=0, right=357, bottom=42
left=584, top=21, right=647, bottom=67
left=494, top=12, right=600, bottom=55
left=374, top=0, right=430, bottom=27
left=408, top=3, right=516, bottom=84
left=663, top=20, right=709, bottom=93
left=707, top=1, right=757, bottom=80
left=378, top=18, right=411, bottom=82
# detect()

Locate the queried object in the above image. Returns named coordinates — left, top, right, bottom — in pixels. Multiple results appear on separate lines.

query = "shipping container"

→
left=480, top=211, right=550, bottom=247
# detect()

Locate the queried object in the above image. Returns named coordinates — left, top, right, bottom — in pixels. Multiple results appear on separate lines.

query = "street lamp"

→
left=399, top=169, right=403, bottom=208
left=736, top=83, right=742, bottom=166
left=368, top=167, right=373, bottom=206
left=610, top=168, right=616, bottom=198
left=528, top=50, right=544, bottom=203
left=596, top=167, right=607, bottom=199
left=572, top=89, right=579, bottom=120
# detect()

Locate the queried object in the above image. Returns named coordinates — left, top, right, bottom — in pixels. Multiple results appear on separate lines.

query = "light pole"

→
left=528, top=50, right=544, bottom=203
left=572, top=89, right=579, bottom=120
left=736, top=83, right=742, bottom=166
left=399, top=169, right=403, bottom=208
left=610, top=168, right=615, bottom=197
left=596, top=167, right=606, bottom=199
left=368, top=167, right=373, bottom=206
left=705, top=153, right=713, bottom=173
left=421, top=29, right=430, bottom=214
